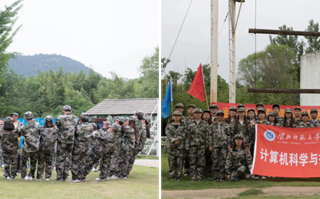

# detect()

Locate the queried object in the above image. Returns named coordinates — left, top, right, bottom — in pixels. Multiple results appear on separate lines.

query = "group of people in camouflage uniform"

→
left=0, top=105, right=150, bottom=182
left=165, top=102, right=319, bottom=182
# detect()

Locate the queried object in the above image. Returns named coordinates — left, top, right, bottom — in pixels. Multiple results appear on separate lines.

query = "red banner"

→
left=212, top=102, right=320, bottom=120
left=251, top=124, right=320, bottom=178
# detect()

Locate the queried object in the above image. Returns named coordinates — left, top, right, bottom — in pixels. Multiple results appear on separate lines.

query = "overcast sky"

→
left=162, top=0, right=320, bottom=81
left=0, top=0, right=159, bottom=79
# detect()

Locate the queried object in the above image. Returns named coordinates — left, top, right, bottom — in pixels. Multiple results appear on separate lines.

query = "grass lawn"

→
left=161, top=153, right=320, bottom=190
left=0, top=165, right=158, bottom=199
left=225, top=196, right=320, bottom=199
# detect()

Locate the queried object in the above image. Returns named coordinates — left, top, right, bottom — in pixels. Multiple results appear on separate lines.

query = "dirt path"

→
left=161, top=186, right=320, bottom=198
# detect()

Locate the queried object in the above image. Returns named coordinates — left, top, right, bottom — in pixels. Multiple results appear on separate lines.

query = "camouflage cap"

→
left=216, top=110, right=224, bottom=115
left=294, top=107, right=301, bottom=111
left=114, top=116, right=119, bottom=121
left=173, top=111, right=182, bottom=116
left=194, top=108, right=203, bottom=113
left=188, top=104, right=196, bottom=108
left=119, top=117, right=127, bottom=123
left=256, top=102, right=264, bottom=107
left=111, top=123, right=118, bottom=131
left=129, top=116, right=137, bottom=122
left=80, top=112, right=89, bottom=120
left=234, top=133, right=244, bottom=139
left=11, top=112, right=18, bottom=117
left=237, top=104, right=245, bottom=108
left=229, top=107, right=237, bottom=112
left=257, top=108, right=266, bottom=113
left=143, top=116, right=151, bottom=123
left=247, top=108, right=255, bottom=113
left=268, top=112, right=276, bottom=116
left=311, top=109, right=318, bottom=113
left=5, top=117, right=13, bottom=123
left=203, top=110, right=211, bottom=115
left=210, top=104, right=218, bottom=109
left=134, top=110, right=144, bottom=116
left=285, top=108, right=292, bottom=113
left=44, top=115, right=53, bottom=122
left=237, top=107, right=245, bottom=112
left=63, top=105, right=72, bottom=111
left=301, top=111, right=309, bottom=116
left=24, top=111, right=33, bottom=119
left=103, top=121, right=112, bottom=126
left=175, top=103, right=184, bottom=109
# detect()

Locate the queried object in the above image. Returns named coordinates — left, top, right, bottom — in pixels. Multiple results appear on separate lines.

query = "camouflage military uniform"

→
left=276, top=116, right=284, bottom=126
left=20, top=119, right=40, bottom=179
left=118, top=126, right=135, bottom=178
left=297, top=121, right=313, bottom=128
left=212, top=121, right=230, bottom=180
left=55, top=113, right=78, bottom=180
left=82, top=128, right=116, bottom=179
left=71, top=122, right=94, bottom=180
left=187, top=120, right=211, bottom=181
left=166, top=122, right=187, bottom=180
left=293, top=117, right=301, bottom=127
left=309, top=119, right=320, bottom=127
left=108, top=123, right=123, bottom=177
left=127, top=120, right=146, bottom=174
left=37, top=125, right=58, bottom=179
left=0, top=121, right=20, bottom=179
left=225, top=147, right=252, bottom=182
left=232, top=122, right=252, bottom=149
left=183, top=116, right=194, bottom=175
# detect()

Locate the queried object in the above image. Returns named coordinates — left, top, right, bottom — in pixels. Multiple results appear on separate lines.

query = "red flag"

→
left=188, top=64, right=204, bottom=102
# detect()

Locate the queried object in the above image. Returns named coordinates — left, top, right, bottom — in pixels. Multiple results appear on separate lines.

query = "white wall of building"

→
left=300, top=52, right=320, bottom=106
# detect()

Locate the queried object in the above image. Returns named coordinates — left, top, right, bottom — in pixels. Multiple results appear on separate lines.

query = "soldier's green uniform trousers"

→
left=37, top=146, right=55, bottom=179
left=21, top=150, right=37, bottom=178
left=168, top=148, right=184, bottom=180
left=99, top=151, right=114, bottom=179
left=204, top=149, right=213, bottom=177
left=118, top=146, right=134, bottom=177
left=230, top=165, right=246, bottom=181
left=189, top=145, right=205, bottom=181
left=213, top=147, right=228, bottom=178
left=56, top=141, right=73, bottom=179
left=183, top=150, right=190, bottom=175
left=71, top=145, right=88, bottom=180
left=108, top=147, right=120, bottom=177
left=3, top=149, right=18, bottom=179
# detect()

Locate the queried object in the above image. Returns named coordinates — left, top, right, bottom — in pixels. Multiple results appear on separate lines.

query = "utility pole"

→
left=228, top=0, right=244, bottom=103
left=210, top=0, right=218, bottom=104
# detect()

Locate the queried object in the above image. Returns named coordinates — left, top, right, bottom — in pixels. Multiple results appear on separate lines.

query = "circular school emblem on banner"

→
left=264, top=130, right=275, bottom=141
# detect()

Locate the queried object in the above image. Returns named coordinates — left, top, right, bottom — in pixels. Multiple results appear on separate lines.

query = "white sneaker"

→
left=123, top=177, right=128, bottom=179
left=95, top=177, right=105, bottom=181
left=91, top=167, right=95, bottom=171
left=45, top=178, right=50, bottom=181
left=24, top=176, right=29, bottom=181
left=73, top=179, right=81, bottom=183
left=2, top=164, right=4, bottom=167
left=261, top=176, right=266, bottom=180
left=7, top=177, right=12, bottom=180
left=110, top=175, right=118, bottom=180
left=28, top=176, right=33, bottom=181
left=106, top=177, right=111, bottom=180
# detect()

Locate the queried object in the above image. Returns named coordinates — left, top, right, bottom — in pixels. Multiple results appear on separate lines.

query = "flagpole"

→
left=201, top=64, right=209, bottom=109
left=170, top=77, right=173, bottom=116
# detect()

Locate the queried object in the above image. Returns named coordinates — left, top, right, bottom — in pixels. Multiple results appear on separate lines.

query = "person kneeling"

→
left=225, top=134, right=252, bottom=182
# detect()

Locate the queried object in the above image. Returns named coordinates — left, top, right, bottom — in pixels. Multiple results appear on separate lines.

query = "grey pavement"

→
left=134, top=159, right=159, bottom=168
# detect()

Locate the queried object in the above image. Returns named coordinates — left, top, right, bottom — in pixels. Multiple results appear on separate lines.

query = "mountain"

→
left=8, top=54, right=96, bottom=76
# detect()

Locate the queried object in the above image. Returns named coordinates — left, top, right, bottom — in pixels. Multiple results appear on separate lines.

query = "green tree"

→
left=137, top=47, right=159, bottom=98
left=305, top=19, right=320, bottom=53
left=237, top=44, right=299, bottom=105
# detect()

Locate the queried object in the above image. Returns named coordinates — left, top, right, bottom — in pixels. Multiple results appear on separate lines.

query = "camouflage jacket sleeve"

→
left=207, top=123, right=213, bottom=149
left=165, top=123, right=174, bottom=145
left=225, top=150, right=233, bottom=175
left=140, top=126, right=148, bottom=144
left=226, top=124, right=232, bottom=148
left=245, top=148, right=253, bottom=172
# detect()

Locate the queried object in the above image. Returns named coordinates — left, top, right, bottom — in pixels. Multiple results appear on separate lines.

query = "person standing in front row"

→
left=20, top=111, right=40, bottom=181
left=166, top=111, right=186, bottom=181
left=55, top=105, right=78, bottom=182
left=0, top=117, right=19, bottom=180
left=36, top=115, right=58, bottom=181
left=212, top=110, right=230, bottom=182
left=188, top=108, right=211, bottom=181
